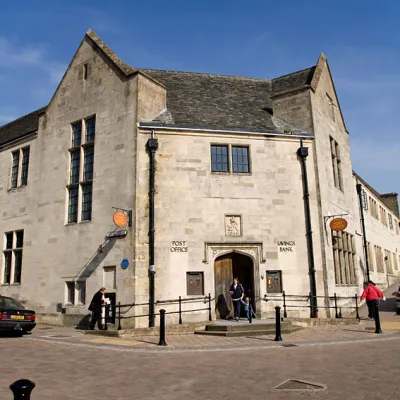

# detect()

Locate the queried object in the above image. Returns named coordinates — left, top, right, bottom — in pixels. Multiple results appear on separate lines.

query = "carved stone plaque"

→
left=225, top=215, right=241, bottom=237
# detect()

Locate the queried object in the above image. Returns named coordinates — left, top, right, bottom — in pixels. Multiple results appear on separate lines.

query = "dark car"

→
left=0, top=296, right=36, bottom=334
left=396, top=286, right=400, bottom=315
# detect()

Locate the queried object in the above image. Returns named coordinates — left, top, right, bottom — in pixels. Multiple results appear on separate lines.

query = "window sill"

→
left=65, top=220, right=92, bottom=227
left=10, top=283, right=21, bottom=287
left=334, top=284, right=359, bottom=287
left=7, top=185, right=27, bottom=193
left=0, top=283, right=10, bottom=286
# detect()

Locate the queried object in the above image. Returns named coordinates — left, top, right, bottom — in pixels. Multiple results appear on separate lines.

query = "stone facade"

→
left=0, top=31, right=399, bottom=328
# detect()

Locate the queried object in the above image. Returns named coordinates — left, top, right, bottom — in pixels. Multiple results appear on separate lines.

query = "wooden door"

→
left=214, top=256, right=233, bottom=319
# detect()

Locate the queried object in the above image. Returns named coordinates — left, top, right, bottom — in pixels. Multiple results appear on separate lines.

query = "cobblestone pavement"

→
left=0, top=324, right=399, bottom=399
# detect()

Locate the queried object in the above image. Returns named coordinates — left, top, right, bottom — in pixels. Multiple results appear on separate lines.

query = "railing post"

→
left=158, top=309, right=167, bottom=346
left=274, top=306, right=282, bottom=341
left=282, top=290, right=287, bottom=318
left=208, top=293, right=212, bottom=321
left=334, top=293, right=339, bottom=318
left=178, top=296, right=182, bottom=325
left=117, top=302, right=122, bottom=331
left=103, top=304, right=108, bottom=331
left=374, top=301, right=382, bottom=334
left=355, top=294, right=360, bottom=320
left=338, top=307, right=343, bottom=318
left=248, top=295, right=252, bottom=324
left=10, top=379, right=35, bottom=399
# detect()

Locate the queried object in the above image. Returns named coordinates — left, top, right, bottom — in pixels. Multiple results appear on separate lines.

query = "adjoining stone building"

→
left=0, top=30, right=399, bottom=328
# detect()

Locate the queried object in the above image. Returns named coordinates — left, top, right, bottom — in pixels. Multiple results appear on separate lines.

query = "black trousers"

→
left=233, top=300, right=241, bottom=319
left=366, top=300, right=374, bottom=319
left=90, top=310, right=103, bottom=330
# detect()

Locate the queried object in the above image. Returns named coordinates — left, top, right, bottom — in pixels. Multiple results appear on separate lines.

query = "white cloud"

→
left=0, top=37, right=66, bottom=82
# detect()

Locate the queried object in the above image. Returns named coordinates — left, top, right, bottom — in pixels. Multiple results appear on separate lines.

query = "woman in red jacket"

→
left=360, top=280, right=384, bottom=319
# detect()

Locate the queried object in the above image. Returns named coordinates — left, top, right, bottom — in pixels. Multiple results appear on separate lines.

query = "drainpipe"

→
left=356, top=183, right=370, bottom=284
left=297, top=139, right=318, bottom=318
left=147, top=130, right=158, bottom=328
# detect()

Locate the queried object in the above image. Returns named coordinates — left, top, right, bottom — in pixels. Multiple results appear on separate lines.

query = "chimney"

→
left=380, top=193, right=399, bottom=216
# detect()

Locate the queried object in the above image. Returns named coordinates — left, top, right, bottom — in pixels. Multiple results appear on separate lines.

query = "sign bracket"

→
left=323, top=213, right=348, bottom=226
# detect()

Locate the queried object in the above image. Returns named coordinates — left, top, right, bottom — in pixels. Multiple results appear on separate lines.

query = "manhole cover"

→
left=281, top=343, right=297, bottom=347
left=46, top=335, right=71, bottom=339
left=274, top=379, right=326, bottom=391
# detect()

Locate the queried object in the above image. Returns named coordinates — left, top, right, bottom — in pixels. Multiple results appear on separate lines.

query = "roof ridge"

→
left=272, top=65, right=316, bottom=81
left=86, top=29, right=136, bottom=76
left=140, top=68, right=270, bottom=82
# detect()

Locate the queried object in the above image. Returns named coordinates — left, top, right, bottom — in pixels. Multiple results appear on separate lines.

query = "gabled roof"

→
left=1, top=30, right=319, bottom=146
left=0, top=107, right=46, bottom=147
left=353, top=171, right=399, bottom=217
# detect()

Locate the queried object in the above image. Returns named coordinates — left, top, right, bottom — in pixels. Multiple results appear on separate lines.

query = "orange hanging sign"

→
left=113, top=212, right=128, bottom=227
left=330, top=218, right=348, bottom=232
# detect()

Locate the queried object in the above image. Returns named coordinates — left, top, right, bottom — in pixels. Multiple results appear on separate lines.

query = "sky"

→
left=0, top=0, right=399, bottom=197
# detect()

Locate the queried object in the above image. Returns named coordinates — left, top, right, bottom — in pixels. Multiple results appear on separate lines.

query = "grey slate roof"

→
left=272, top=67, right=316, bottom=95
left=140, top=69, right=278, bottom=132
left=0, top=107, right=46, bottom=147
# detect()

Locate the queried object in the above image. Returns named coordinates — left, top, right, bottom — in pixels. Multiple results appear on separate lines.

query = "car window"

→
left=0, top=297, right=24, bottom=309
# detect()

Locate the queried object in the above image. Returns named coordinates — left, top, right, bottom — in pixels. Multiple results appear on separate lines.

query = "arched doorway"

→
left=214, top=252, right=255, bottom=319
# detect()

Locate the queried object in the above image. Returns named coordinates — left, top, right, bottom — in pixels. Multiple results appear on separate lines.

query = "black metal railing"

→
left=102, top=293, right=213, bottom=330
left=263, top=291, right=360, bottom=320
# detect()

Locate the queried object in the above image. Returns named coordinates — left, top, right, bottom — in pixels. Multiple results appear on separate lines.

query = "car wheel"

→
left=396, top=309, right=400, bottom=315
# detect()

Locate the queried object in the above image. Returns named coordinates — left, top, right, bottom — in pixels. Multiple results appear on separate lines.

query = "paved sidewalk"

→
left=26, top=319, right=400, bottom=353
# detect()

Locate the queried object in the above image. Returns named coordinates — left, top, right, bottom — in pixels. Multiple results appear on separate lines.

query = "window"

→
left=65, top=281, right=86, bottom=305
left=85, top=117, right=96, bottom=143
left=11, top=151, right=19, bottom=188
left=369, top=197, right=378, bottom=219
left=374, top=245, right=384, bottom=273
left=186, top=272, right=204, bottom=295
left=396, top=220, right=399, bottom=235
left=66, top=282, right=75, bottom=305
left=332, top=231, right=357, bottom=285
left=83, top=146, right=94, bottom=181
left=232, top=146, right=249, bottom=173
left=211, top=144, right=250, bottom=173
left=388, top=214, right=393, bottom=230
left=326, top=93, right=336, bottom=122
left=211, top=145, right=229, bottom=172
left=67, top=117, right=95, bottom=224
left=83, top=64, right=88, bottom=81
left=10, top=147, right=31, bottom=188
left=384, top=250, right=393, bottom=274
left=76, top=282, right=86, bottom=305
left=72, top=122, right=82, bottom=148
left=393, top=253, right=398, bottom=271
left=2, top=230, right=24, bottom=285
left=266, top=271, right=282, bottom=293
left=380, top=206, right=387, bottom=227
left=330, top=137, right=342, bottom=190
left=103, top=266, right=116, bottom=290
left=21, top=148, right=30, bottom=185
left=367, top=242, right=374, bottom=272
left=81, top=183, right=93, bottom=221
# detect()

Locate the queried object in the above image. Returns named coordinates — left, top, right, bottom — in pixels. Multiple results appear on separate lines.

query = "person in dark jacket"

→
left=89, top=287, right=106, bottom=330
left=229, top=278, right=244, bottom=321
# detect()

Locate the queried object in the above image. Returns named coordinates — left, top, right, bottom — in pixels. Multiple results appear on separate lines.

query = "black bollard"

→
left=274, top=306, right=282, bottom=341
left=374, top=301, right=382, bottom=334
left=10, top=379, right=35, bottom=399
left=248, top=297, right=252, bottom=324
left=158, top=309, right=167, bottom=346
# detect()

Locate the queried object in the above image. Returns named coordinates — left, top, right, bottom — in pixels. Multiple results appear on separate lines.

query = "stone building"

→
left=0, top=30, right=398, bottom=328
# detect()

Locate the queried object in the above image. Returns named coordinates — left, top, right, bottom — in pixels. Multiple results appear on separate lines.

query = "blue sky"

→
left=1, top=0, right=399, bottom=197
